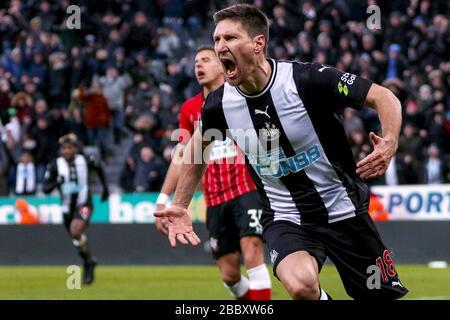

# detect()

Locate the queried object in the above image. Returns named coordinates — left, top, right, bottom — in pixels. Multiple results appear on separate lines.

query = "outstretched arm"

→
left=154, top=128, right=211, bottom=246
left=356, top=83, right=402, bottom=180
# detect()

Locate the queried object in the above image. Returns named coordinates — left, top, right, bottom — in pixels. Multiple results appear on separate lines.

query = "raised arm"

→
left=356, top=83, right=402, bottom=180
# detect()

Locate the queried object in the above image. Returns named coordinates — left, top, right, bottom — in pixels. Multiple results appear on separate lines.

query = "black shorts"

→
left=263, top=213, right=408, bottom=300
left=206, top=191, right=263, bottom=260
left=63, top=203, right=93, bottom=231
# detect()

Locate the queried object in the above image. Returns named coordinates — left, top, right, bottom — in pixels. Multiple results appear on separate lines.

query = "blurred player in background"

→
left=155, top=46, right=271, bottom=300
left=43, top=134, right=109, bottom=284
left=156, top=4, right=408, bottom=300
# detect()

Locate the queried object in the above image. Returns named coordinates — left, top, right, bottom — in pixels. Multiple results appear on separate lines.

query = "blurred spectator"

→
left=77, top=83, right=111, bottom=160
left=99, top=66, right=132, bottom=145
left=343, top=108, right=364, bottom=137
left=4, top=48, right=24, bottom=87
left=123, top=11, right=156, bottom=56
left=125, top=81, right=153, bottom=120
left=398, top=123, right=425, bottom=157
left=385, top=44, right=406, bottom=80
left=11, top=91, right=33, bottom=125
left=48, top=51, right=68, bottom=109
left=63, top=106, right=86, bottom=146
left=0, top=138, right=9, bottom=195
left=27, top=51, right=47, bottom=90
left=0, top=78, right=12, bottom=120
left=26, top=114, right=57, bottom=184
left=348, top=128, right=371, bottom=162
left=132, top=146, right=166, bottom=192
left=13, top=150, right=36, bottom=195
left=155, top=25, right=180, bottom=59
left=419, top=144, right=449, bottom=184
left=0, top=0, right=447, bottom=193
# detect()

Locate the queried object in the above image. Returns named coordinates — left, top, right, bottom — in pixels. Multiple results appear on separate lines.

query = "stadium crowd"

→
left=0, top=0, right=449, bottom=196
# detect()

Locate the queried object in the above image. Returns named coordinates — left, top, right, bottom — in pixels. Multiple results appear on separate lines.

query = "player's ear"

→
left=253, top=34, right=266, bottom=55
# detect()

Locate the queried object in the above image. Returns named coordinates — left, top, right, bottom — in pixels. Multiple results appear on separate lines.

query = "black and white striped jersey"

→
left=201, top=59, right=373, bottom=226
left=43, top=154, right=107, bottom=214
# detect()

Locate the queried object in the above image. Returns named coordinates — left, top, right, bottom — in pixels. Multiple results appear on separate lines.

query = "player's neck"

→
left=238, top=58, right=271, bottom=95
left=64, top=155, right=76, bottom=163
left=203, top=78, right=224, bottom=98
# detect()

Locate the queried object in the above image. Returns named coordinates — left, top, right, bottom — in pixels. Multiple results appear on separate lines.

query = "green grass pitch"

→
left=0, top=265, right=448, bottom=300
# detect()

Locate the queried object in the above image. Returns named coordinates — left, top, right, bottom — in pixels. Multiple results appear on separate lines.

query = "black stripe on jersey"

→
left=244, top=155, right=275, bottom=227
left=201, top=85, right=228, bottom=140
left=69, top=162, right=79, bottom=213
left=244, top=91, right=329, bottom=225
left=292, top=62, right=369, bottom=213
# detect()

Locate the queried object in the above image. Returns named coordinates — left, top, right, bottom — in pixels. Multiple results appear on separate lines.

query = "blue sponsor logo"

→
left=249, top=145, right=321, bottom=177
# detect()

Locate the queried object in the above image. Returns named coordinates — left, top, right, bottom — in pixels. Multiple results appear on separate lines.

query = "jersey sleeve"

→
left=201, top=86, right=228, bottom=142
left=294, top=62, right=373, bottom=111
left=42, top=160, right=58, bottom=194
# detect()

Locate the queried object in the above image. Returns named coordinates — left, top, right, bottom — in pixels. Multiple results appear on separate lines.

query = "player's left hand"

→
left=356, top=132, right=397, bottom=180
left=154, top=205, right=201, bottom=247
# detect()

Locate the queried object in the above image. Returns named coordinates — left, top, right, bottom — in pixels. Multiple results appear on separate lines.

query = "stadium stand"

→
left=0, top=0, right=449, bottom=196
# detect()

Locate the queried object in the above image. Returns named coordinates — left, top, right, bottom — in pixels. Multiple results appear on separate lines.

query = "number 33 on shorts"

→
left=248, top=209, right=263, bottom=233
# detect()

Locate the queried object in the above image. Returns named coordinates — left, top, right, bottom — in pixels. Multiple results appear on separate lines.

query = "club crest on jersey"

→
left=261, top=122, right=280, bottom=142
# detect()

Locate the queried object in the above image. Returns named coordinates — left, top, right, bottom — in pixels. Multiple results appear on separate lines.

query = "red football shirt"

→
left=179, top=92, right=256, bottom=207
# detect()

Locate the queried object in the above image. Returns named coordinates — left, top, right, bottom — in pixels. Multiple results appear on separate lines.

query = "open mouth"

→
left=220, top=57, right=237, bottom=78
left=196, top=70, right=205, bottom=78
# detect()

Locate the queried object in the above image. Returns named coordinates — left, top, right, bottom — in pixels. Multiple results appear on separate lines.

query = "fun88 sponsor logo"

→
left=249, top=145, right=321, bottom=178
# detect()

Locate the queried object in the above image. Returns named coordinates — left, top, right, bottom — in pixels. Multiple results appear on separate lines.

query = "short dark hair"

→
left=59, top=133, right=79, bottom=147
left=213, top=4, right=269, bottom=55
left=195, top=45, right=215, bottom=56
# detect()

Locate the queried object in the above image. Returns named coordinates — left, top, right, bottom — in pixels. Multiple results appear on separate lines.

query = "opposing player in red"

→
left=155, top=46, right=271, bottom=300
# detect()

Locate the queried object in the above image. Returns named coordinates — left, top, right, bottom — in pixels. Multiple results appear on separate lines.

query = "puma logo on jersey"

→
left=318, top=65, right=330, bottom=72
left=255, top=105, right=271, bottom=118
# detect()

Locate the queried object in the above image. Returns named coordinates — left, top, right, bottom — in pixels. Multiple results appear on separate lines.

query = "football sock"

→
left=72, top=234, right=93, bottom=264
left=247, top=264, right=272, bottom=300
left=224, top=275, right=250, bottom=300
left=319, top=288, right=332, bottom=300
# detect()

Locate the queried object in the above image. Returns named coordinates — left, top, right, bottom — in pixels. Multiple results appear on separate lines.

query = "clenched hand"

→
left=356, top=132, right=397, bottom=180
